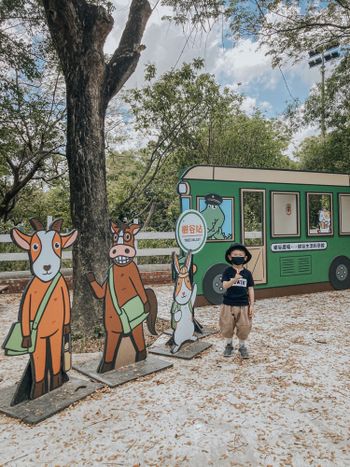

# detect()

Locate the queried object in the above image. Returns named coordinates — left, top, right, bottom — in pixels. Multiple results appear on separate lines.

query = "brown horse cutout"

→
left=2, top=218, right=78, bottom=405
left=87, top=220, right=158, bottom=373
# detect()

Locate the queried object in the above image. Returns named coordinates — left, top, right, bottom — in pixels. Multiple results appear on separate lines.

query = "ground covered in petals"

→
left=0, top=287, right=349, bottom=466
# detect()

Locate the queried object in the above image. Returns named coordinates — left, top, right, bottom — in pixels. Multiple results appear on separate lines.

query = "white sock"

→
left=226, top=338, right=233, bottom=345
left=239, top=339, right=246, bottom=348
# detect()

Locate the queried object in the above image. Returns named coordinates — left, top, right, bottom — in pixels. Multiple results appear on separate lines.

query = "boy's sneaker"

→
left=239, top=345, right=249, bottom=359
left=223, top=344, right=233, bottom=357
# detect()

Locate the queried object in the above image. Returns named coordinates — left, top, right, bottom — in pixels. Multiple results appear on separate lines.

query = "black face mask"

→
left=230, top=257, right=245, bottom=265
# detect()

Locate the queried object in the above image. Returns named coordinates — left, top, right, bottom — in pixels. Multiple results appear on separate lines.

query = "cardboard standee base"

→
left=0, top=377, right=103, bottom=425
left=149, top=340, right=212, bottom=360
left=73, top=355, right=173, bottom=387
left=162, top=326, right=218, bottom=339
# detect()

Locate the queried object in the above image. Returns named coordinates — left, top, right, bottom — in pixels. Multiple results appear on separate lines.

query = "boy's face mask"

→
left=230, top=256, right=245, bottom=265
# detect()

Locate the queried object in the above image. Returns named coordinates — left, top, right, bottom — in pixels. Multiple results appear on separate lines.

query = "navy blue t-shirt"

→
left=221, top=267, right=254, bottom=306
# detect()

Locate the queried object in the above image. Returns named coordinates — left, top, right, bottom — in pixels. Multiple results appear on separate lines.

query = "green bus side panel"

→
left=183, top=179, right=350, bottom=295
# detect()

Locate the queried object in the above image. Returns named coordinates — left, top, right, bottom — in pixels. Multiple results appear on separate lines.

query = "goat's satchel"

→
left=2, top=273, right=61, bottom=356
left=108, top=267, right=148, bottom=334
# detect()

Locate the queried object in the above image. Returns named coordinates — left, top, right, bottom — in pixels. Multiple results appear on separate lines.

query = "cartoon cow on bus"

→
left=87, top=220, right=158, bottom=373
left=2, top=218, right=77, bottom=404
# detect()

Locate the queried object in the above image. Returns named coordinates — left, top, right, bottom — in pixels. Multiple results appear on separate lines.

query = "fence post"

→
left=47, top=215, right=53, bottom=229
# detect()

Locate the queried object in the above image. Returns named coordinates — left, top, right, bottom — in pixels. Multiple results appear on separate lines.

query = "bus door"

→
left=241, top=189, right=267, bottom=284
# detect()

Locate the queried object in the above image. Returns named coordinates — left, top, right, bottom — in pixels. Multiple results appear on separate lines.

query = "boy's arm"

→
left=248, top=286, right=255, bottom=318
left=222, top=269, right=242, bottom=289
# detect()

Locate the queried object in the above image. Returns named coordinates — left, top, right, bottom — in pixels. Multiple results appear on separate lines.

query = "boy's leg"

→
left=219, top=305, right=235, bottom=356
left=235, top=306, right=252, bottom=359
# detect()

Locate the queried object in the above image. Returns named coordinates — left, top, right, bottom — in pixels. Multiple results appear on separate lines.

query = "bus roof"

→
left=181, top=165, right=350, bottom=187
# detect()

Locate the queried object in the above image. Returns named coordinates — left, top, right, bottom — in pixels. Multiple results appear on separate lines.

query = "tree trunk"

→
left=66, top=70, right=109, bottom=335
left=42, top=0, right=152, bottom=337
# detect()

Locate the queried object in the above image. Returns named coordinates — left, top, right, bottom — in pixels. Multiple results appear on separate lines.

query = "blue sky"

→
left=106, top=1, right=339, bottom=154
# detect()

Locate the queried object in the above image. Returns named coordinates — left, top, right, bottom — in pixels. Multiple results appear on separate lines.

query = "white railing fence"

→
left=0, top=231, right=178, bottom=276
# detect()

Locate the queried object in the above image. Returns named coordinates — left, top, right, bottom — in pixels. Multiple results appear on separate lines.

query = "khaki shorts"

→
left=219, top=304, right=252, bottom=340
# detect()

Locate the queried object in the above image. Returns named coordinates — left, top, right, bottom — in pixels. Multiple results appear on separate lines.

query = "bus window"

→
left=181, top=196, right=191, bottom=212
left=339, top=194, right=350, bottom=235
left=242, top=190, right=264, bottom=246
left=307, top=193, right=333, bottom=235
left=271, top=192, right=300, bottom=237
left=197, top=195, right=234, bottom=241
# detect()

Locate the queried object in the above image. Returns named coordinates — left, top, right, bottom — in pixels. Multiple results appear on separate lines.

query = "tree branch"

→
left=103, top=0, right=152, bottom=107
left=41, top=0, right=113, bottom=75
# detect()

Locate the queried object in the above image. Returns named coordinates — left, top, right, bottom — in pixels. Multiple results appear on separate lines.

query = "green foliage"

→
left=108, top=61, right=292, bottom=231
left=296, top=130, right=350, bottom=174
left=0, top=0, right=45, bottom=82
left=125, top=59, right=241, bottom=153
left=226, top=1, right=350, bottom=66
left=301, top=55, right=350, bottom=132
left=161, top=0, right=224, bottom=27
left=116, top=60, right=243, bottom=228
left=193, top=111, right=291, bottom=168
left=0, top=67, right=66, bottom=219
left=0, top=0, right=67, bottom=220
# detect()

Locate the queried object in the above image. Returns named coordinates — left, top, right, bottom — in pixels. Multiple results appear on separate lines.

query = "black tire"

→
left=203, top=263, right=228, bottom=305
left=329, top=256, right=350, bottom=290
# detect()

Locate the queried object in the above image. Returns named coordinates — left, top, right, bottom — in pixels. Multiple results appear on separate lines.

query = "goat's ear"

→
left=11, top=228, right=31, bottom=251
left=172, top=252, right=180, bottom=274
left=192, top=263, right=197, bottom=275
left=61, top=230, right=78, bottom=249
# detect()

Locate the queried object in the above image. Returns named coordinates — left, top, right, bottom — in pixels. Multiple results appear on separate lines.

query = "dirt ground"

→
left=0, top=286, right=349, bottom=466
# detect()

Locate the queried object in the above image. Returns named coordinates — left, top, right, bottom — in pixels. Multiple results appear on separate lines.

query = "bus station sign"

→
left=271, top=241, right=328, bottom=252
left=176, top=210, right=207, bottom=254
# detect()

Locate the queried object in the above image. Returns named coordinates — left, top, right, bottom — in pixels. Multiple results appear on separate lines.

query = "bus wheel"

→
left=329, top=256, right=350, bottom=290
left=203, top=263, right=227, bottom=305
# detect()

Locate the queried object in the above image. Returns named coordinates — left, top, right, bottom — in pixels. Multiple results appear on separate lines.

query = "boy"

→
left=219, top=243, right=255, bottom=359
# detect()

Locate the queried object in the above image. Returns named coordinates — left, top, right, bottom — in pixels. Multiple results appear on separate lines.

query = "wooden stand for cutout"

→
left=73, top=354, right=173, bottom=387
left=0, top=377, right=103, bottom=425
left=149, top=339, right=212, bottom=360
left=0, top=218, right=89, bottom=424
left=162, top=325, right=218, bottom=339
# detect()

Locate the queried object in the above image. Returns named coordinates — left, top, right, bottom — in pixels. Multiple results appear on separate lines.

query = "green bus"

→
left=177, top=165, right=350, bottom=305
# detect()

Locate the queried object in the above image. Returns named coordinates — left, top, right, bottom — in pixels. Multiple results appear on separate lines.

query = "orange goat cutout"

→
left=2, top=218, right=78, bottom=405
left=87, top=220, right=158, bottom=373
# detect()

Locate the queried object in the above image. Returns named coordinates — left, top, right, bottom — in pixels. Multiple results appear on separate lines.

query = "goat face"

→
left=11, top=218, right=78, bottom=282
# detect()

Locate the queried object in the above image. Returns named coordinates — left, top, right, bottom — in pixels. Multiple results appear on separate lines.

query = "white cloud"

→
left=213, top=39, right=279, bottom=89
left=106, top=2, right=318, bottom=98
left=106, top=1, right=219, bottom=89
left=240, top=96, right=257, bottom=114
left=105, top=1, right=329, bottom=154
left=286, top=125, right=319, bottom=159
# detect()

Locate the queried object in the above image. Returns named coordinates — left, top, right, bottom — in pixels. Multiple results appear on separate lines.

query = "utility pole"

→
left=320, top=51, right=326, bottom=139
left=308, top=43, right=340, bottom=139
